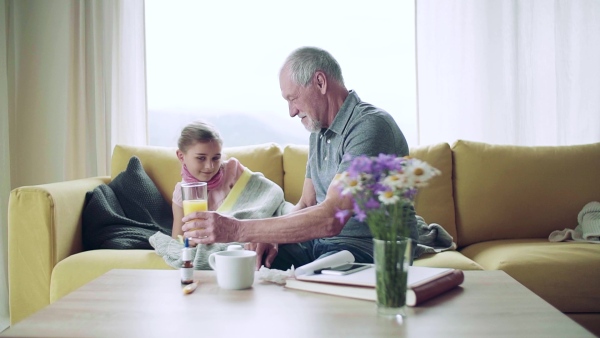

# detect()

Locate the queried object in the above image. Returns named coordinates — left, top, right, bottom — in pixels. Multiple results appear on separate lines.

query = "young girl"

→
left=171, top=120, right=245, bottom=240
left=151, top=120, right=292, bottom=269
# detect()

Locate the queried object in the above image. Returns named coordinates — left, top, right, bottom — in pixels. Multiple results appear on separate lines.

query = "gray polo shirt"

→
left=306, top=90, right=410, bottom=237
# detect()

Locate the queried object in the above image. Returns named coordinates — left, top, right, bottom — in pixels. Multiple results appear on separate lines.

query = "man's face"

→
left=279, top=66, right=324, bottom=133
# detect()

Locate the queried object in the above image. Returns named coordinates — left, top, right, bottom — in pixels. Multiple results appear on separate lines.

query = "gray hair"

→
left=285, top=47, right=345, bottom=86
left=178, top=120, right=223, bottom=152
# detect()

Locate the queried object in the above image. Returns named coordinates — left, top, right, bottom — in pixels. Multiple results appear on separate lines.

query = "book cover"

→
left=405, top=269, right=464, bottom=306
left=286, top=266, right=464, bottom=306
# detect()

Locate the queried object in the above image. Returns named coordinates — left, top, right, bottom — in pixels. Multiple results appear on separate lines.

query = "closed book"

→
left=405, top=269, right=464, bottom=306
left=286, top=266, right=464, bottom=306
left=285, top=279, right=376, bottom=301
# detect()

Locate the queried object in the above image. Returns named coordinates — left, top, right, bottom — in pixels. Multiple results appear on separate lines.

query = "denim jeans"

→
left=269, top=236, right=374, bottom=271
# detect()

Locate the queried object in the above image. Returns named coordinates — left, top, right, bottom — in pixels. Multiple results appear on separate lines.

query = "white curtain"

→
left=1, top=0, right=146, bottom=328
left=416, top=0, right=600, bottom=146
left=1, top=2, right=10, bottom=332
left=5, top=0, right=146, bottom=187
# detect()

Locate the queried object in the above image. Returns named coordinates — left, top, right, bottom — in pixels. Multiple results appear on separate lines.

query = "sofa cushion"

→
left=223, top=143, right=284, bottom=189
left=111, top=143, right=284, bottom=204
left=283, top=144, right=309, bottom=204
left=409, top=143, right=457, bottom=244
left=414, top=251, right=483, bottom=271
left=83, top=156, right=172, bottom=250
left=452, top=140, right=600, bottom=247
left=50, top=250, right=172, bottom=303
left=111, top=145, right=181, bottom=204
left=461, top=239, right=600, bottom=313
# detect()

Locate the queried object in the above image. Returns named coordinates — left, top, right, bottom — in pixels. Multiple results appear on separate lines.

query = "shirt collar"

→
left=327, top=90, right=360, bottom=136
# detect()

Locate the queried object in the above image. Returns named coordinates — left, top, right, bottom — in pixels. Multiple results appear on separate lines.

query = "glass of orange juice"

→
left=181, top=182, right=208, bottom=216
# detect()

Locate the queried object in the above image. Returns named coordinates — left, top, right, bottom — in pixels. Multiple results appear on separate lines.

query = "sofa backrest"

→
left=409, top=143, right=457, bottom=243
left=111, top=143, right=284, bottom=204
left=452, top=140, right=600, bottom=247
left=110, top=142, right=458, bottom=243
left=282, top=145, right=309, bottom=204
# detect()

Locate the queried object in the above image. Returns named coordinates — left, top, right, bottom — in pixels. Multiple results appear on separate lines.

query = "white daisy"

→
left=378, top=190, right=400, bottom=205
left=403, top=159, right=441, bottom=187
left=381, top=172, right=407, bottom=189
left=336, top=172, right=363, bottom=195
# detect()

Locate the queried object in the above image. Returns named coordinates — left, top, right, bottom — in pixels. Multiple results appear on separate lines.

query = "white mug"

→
left=208, top=250, right=256, bottom=290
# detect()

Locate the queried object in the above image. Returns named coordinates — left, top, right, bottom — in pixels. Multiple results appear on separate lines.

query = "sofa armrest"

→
left=8, top=176, right=110, bottom=324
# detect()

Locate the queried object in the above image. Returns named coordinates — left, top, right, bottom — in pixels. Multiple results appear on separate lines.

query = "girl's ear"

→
left=176, top=149, right=185, bottom=164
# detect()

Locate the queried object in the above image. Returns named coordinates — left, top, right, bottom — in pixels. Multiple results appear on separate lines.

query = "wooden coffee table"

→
left=1, top=269, right=594, bottom=337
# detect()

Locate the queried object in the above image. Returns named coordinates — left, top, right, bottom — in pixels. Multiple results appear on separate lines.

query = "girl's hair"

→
left=177, top=120, right=223, bottom=152
left=285, top=46, right=345, bottom=87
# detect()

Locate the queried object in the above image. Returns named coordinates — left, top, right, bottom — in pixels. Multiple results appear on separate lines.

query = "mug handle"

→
left=208, top=252, right=218, bottom=271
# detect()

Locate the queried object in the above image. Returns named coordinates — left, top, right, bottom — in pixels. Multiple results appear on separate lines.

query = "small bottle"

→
left=181, top=237, right=193, bottom=285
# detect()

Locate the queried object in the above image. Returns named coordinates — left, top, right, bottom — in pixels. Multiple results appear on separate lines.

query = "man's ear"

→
left=314, top=71, right=327, bottom=94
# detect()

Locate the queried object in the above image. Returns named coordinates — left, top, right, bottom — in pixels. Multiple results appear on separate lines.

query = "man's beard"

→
left=303, top=116, right=322, bottom=133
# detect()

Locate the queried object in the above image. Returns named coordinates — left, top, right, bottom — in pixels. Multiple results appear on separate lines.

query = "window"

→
left=145, top=0, right=417, bottom=148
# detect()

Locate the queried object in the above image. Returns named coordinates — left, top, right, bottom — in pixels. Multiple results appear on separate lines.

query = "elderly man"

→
left=183, top=46, right=418, bottom=270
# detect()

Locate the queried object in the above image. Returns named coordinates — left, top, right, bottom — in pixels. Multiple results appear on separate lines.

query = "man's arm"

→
left=182, top=177, right=354, bottom=244
left=291, top=178, right=317, bottom=212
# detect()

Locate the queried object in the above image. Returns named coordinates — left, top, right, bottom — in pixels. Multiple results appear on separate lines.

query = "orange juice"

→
left=183, top=199, right=208, bottom=216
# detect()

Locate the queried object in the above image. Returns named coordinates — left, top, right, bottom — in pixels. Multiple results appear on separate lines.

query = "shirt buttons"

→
left=324, top=157, right=328, bottom=160
left=327, top=139, right=331, bottom=144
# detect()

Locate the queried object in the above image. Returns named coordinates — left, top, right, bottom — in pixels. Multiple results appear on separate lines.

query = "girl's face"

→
left=177, top=141, right=222, bottom=181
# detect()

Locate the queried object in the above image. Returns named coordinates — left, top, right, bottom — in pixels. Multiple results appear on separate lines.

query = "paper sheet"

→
left=294, top=250, right=355, bottom=277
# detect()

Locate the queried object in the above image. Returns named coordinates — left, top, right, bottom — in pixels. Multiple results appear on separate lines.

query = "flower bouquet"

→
left=335, top=153, right=440, bottom=317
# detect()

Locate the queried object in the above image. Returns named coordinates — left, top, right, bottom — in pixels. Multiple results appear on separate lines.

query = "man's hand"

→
left=245, top=242, right=278, bottom=270
left=182, top=211, right=240, bottom=244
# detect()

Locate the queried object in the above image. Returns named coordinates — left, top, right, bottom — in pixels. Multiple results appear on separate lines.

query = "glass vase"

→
left=373, top=237, right=412, bottom=317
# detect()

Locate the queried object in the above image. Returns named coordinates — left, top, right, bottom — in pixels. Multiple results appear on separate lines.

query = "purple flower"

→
left=375, top=153, right=397, bottom=172
left=372, top=182, right=387, bottom=194
left=335, top=209, right=350, bottom=223
left=336, top=153, right=441, bottom=240
left=347, top=155, right=373, bottom=176
left=365, top=197, right=380, bottom=210
left=353, top=203, right=367, bottom=222
left=403, top=187, right=418, bottom=200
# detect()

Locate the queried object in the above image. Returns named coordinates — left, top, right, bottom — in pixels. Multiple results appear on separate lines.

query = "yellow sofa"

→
left=8, top=140, right=600, bottom=335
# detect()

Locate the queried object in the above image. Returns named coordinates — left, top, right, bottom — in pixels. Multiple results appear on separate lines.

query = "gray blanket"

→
left=82, top=156, right=172, bottom=250
left=150, top=167, right=294, bottom=269
left=414, top=215, right=457, bottom=258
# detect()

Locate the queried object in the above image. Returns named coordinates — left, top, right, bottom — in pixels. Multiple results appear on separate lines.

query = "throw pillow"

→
left=82, top=156, right=173, bottom=250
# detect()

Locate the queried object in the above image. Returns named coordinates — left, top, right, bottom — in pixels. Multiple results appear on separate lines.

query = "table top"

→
left=1, top=269, right=594, bottom=337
